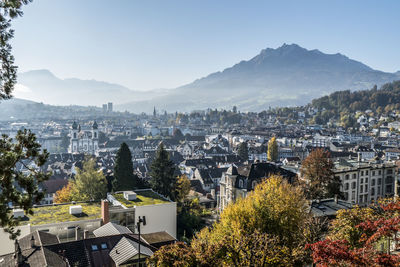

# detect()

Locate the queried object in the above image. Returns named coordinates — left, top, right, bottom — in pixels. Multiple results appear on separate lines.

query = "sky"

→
left=11, top=0, right=400, bottom=91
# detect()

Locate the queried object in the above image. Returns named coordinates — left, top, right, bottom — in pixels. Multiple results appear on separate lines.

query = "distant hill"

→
left=310, top=80, right=400, bottom=120
left=118, top=43, right=400, bottom=112
left=9, top=44, right=400, bottom=113
left=15, top=70, right=163, bottom=107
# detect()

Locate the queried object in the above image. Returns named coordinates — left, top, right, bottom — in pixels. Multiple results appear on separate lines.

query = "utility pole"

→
left=137, top=216, right=146, bottom=266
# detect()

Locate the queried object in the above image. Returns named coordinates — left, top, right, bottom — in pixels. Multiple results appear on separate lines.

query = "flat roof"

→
left=18, top=202, right=101, bottom=226
left=113, top=190, right=170, bottom=208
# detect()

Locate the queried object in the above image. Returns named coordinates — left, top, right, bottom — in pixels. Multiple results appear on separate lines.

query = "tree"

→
left=112, top=142, right=142, bottom=191
left=150, top=143, right=177, bottom=200
left=151, top=176, right=312, bottom=266
left=237, top=142, right=249, bottom=161
left=308, top=199, right=400, bottom=266
left=0, top=130, right=50, bottom=240
left=267, top=136, right=278, bottom=161
left=172, top=128, right=184, bottom=139
left=74, top=157, right=107, bottom=201
left=300, top=148, right=340, bottom=199
left=0, top=0, right=31, bottom=100
left=53, top=182, right=76, bottom=204
left=175, top=175, right=202, bottom=240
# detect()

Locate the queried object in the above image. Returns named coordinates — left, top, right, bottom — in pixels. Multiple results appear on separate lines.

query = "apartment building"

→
left=334, top=159, right=397, bottom=205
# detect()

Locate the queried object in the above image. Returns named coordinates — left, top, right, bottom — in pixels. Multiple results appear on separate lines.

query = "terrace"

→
left=113, top=189, right=170, bottom=208
left=18, top=202, right=101, bottom=226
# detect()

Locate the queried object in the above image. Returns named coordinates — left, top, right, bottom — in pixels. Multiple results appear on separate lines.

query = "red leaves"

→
left=308, top=199, right=400, bottom=266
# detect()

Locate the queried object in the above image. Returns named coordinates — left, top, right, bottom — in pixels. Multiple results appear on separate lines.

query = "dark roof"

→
left=41, top=179, right=69, bottom=194
left=310, top=198, right=352, bottom=218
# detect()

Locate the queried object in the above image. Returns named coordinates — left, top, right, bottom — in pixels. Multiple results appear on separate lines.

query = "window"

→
left=101, top=243, right=107, bottom=249
left=365, top=178, right=368, bottom=183
left=345, top=183, right=349, bottom=190
left=352, top=182, right=356, bottom=189
left=344, top=192, right=349, bottom=201
left=361, top=171, right=364, bottom=176
left=387, top=169, right=393, bottom=175
left=386, top=185, right=392, bottom=193
left=372, top=171, right=375, bottom=176
left=359, top=195, right=363, bottom=203
left=386, top=176, right=393, bottom=184
left=364, top=195, right=368, bottom=203
left=345, top=174, right=349, bottom=180
left=353, top=174, right=357, bottom=179
left=360, top=186, right=363, bottom=193
left=91, top=245, right=98, bottom=251
left=371, top=187, right=375, bottom=195
left=372, top=179, right=375, bottom=186
left=365, top=185, right=368, bottom=191
left=378, top=170, right=381, bottom=175
left=378, top=178, right=382, bottom=185
left=352, top=191, right=355, bottom=200
left=366, top=170, right=369, bottom=175
left=361, top=178, right=364, bottom=184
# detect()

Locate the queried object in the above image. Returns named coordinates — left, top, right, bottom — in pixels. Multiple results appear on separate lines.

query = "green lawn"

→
left=19, top=203, right=101, bottom=226
left=114, top=190, right=169, bottom=208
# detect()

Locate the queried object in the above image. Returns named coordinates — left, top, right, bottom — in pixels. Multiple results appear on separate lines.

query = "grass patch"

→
left=19, top=203, right=101, bottom=226
left=114, top=190, right=169, bottom=208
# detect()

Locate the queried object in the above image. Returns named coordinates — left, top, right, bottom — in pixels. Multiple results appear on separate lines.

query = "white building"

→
left=68, top=121, right=99, bottom=155
left=334, top=159, right=396, bottom=206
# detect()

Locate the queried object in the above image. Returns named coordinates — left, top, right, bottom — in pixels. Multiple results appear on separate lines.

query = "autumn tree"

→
left=150, top=143, right=177, bottom=200
left=300, top=148, right=340, bottom=199
left=74, top=157, right=107, bottom=201
left=53, top=182, right=76, bottom=203
left=237, top=141, right=249, bottom=161
left=267, top=136, right=278, bottom=161
left=149, top=176, right=314, bottom=266
left=308, top=199, right=400, bottom=266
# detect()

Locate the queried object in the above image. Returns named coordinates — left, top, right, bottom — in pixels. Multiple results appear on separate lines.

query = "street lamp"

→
left=137, top=216, right=146, bottom=266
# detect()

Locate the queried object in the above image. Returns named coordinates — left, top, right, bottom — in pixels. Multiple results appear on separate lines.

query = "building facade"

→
left=69, top=121, right=99, bottom=155
left=334, top=159, right=397, bottom=205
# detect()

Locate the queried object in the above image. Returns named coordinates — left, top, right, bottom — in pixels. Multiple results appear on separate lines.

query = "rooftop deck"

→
left=19, top=202, right=101, bottom=226
left=113, top=190, right=170, bottom=208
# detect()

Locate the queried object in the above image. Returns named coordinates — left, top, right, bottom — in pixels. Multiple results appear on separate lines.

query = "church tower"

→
left=92, top=121, right=99, bottom=154
left=69, top=121, right=79, bottom=153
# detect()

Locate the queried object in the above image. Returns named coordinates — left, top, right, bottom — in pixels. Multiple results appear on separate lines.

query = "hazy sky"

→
left=11, top=0, right=400, bottom=91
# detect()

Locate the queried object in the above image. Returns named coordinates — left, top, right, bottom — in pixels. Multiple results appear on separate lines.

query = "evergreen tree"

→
left=113, top=142, right=139, bottom=191
left=150, top=143, right=177, bottom=200
left=267, top=136, right=278, bottom=161
left=237, top=141, right=249, bottom=161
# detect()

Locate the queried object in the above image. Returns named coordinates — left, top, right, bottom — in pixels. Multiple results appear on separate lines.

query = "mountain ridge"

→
left=11, top=43, right=400, bottom=112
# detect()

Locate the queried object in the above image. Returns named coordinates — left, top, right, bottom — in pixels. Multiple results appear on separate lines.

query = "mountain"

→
left=15, top=70, right=162, bottom=106
left=118, top=43, right=400, bottom=112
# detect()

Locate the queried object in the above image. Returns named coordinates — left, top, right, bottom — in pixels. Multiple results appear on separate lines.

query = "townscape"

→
left=1, top=1, right=400, bottom=267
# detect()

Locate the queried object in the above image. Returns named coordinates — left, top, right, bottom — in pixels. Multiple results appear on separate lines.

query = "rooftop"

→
left=19, top=202, right=101, bottom=226
left=113, top=190, right=170, bottom=208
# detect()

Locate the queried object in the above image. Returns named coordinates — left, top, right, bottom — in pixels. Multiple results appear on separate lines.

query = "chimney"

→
left=30, top=235, right=35, bottom=248
left=101, top=200, right=109, bottom=225
left=75, top=226, right=80, bottom=241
